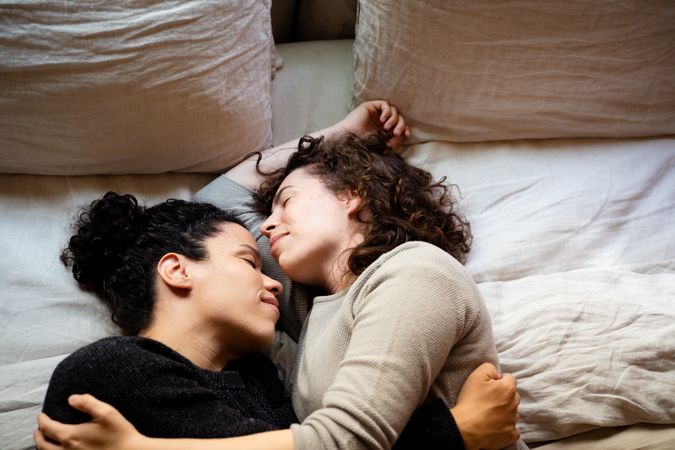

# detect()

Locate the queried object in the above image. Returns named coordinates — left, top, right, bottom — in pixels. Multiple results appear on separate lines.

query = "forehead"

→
left=211, top=223, right=256, bottom=248
left=279, top=167, right=321, bottom=189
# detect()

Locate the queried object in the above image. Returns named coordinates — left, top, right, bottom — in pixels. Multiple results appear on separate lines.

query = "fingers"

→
left=500, top=373, right=517, bottom=389
left=363, top=100, right=411, bottom=147
left=34, top=429, right=61, bottom=450
left=38, top=412, right=63, bottom=443
left=371, top=100, right=406, bottom=133
left=68, top=393, right=112, bottom=420
left=472, top=362, right=501, bottom=380
left=383, top=106, right=397, bottom=130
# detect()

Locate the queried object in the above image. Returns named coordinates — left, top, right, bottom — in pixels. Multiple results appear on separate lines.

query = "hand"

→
left=451, top=363, right=521, bottom=450
left=35, top=394, right=148, bottom=450
left=336, top=100, right=411, bottom=150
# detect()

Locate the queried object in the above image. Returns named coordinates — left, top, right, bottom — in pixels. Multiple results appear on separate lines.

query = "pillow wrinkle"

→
left=0, top=0, right=275, bottom=175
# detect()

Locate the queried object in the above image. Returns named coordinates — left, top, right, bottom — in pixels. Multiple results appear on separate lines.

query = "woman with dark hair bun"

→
left=60, top=192, right=245, bottom=336
left=42, top=192, right=299, bottom=438
left=36, top=102, right=524, bottom=450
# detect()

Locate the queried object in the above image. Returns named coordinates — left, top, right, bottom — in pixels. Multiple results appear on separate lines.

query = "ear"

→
left=156, top=253, right=193, bottom=290
left=342, top=188, right=364, bottom=218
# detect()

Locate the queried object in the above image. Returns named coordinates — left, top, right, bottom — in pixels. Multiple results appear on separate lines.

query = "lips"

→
left=261, top=296, right=280, bottom=318
left=268, top=233, right=287, bottom=253
left=261, top=297, right=279, bottom=309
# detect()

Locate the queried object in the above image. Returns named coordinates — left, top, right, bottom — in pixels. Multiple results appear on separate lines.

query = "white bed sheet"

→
left=405, top=137, right=675, bottom=442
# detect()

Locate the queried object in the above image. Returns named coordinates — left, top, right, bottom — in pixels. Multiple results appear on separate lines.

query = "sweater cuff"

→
left=394, top=398, right=466, bottom=450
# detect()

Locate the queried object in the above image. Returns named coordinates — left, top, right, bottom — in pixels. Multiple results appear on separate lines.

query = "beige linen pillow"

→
left=353, top=1, right=675, bottom=142
left=0, top=1, right=274, bottom=174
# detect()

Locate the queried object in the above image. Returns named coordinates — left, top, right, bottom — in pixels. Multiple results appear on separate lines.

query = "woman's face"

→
left=189, top=223, right=283, bottom=355
left=260, top=167, right=362, bottom=292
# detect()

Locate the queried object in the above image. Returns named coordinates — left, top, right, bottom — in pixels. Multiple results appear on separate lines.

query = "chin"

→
left=280, top=263, right=317, bottom=287
left=248, top=327, right=277, bottom=352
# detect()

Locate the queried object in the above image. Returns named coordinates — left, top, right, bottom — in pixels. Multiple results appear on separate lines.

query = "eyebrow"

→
left=238, top=244, right=261, bottom=261
left=272, top=185, right=294, bottom=206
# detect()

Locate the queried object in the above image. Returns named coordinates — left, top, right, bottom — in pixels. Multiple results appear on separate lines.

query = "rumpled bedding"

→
left=406, top=137, right=675, bottom=442
left=0, top=136, right=673, bottom=448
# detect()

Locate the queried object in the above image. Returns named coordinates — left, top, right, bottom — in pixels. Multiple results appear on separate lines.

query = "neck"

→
left=140, top=309, right=233, bottom=372
left=324, top=233, right=363, bottom=294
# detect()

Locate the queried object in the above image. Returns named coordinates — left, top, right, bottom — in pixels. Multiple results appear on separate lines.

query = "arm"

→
left=226, top=100, right=410, bottom=190
left=36, top=395, right=294, bottom=450
left=397, top=363, right=521, bottom=450
left=395, top=399, right=466, bottom=450
left=35, top=365, right=521, bottom=450
left=291, top=245, right=482, bottom=449
left=43, top=341, right=288, bottom=438
left=38, top=340, right=295, bottom=449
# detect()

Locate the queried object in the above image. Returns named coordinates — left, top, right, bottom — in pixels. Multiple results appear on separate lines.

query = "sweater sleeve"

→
left=394, top=399, right=466, bottom=450
left=292, top=243, right=483, bottom=449
left=42, top=339, right=281, bottom=438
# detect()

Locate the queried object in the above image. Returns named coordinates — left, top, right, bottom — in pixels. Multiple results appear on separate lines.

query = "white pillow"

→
left=353, top=1, right=675, bottom=142
left=0, top=1, right=274, bottom=174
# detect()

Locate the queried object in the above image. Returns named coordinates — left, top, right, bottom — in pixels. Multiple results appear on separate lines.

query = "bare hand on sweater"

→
left=451, top=363, right=522, bottom=450
left=35, top=394, right=145, bottom=450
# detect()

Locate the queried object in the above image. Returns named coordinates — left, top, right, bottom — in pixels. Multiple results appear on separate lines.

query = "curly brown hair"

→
left=252, top=133, right=472, bottom=277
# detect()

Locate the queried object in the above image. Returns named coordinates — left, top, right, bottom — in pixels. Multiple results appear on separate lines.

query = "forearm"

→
left=225, top=100, right=409, bottom=191
left=394, top=399, right=465, bottom=450
left=142, top=429, right=294, bottom=450
left=225, top=124, right=342, bottom=191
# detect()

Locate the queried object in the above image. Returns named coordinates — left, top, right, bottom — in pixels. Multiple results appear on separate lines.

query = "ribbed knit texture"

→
left=290, top=241, right=506, bottom=449
left=43, top=336, right=297, bottom=438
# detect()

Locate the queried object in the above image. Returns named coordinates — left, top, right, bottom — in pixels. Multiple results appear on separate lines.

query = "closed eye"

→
left=243, top=258, right=257, bottom=268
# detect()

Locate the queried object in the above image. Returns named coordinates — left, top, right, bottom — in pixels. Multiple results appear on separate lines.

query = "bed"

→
left=1, top=1, right=674, bottom=449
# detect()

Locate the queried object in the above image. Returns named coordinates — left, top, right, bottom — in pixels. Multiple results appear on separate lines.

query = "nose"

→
left=264, top=274, right=283, bottom=298
left=260, top=214, right=277, bottom=238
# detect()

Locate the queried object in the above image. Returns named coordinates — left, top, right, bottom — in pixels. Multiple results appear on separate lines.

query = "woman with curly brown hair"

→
left=250, top=131, right=525, bottom=450
left=36, top=101, right=524, bottom=450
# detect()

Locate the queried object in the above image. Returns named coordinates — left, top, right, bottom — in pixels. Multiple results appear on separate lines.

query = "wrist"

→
left=135, top=435, right=160, bottom=450
left=324, top=123, right=346, bottom=137
left=450, top=406, right=480, bottom=450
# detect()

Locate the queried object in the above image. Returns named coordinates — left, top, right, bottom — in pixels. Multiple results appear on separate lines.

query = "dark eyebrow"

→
left=272, top=185, right=294, bottom=206
left=238, top=244, right=261, bottom=261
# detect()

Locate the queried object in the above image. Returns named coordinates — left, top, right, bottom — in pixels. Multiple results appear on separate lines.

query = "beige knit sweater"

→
left=290, top=241, right=518, bottom=449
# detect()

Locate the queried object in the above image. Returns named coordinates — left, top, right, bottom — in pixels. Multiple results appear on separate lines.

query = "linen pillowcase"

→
left=353, top=1, right=675, bottom=142
left=0, top=1, right=274, bottom=175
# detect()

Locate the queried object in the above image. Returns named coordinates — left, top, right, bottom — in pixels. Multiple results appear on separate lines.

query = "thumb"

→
left=475, top=362, right=502, bottom=380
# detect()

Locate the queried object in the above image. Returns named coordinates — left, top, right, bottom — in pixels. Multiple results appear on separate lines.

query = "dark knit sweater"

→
left=43, top=336, right=297, bottom=438
left=43, top=336, right=465, bottom=448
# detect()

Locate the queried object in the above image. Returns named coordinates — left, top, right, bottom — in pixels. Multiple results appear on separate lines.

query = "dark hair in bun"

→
left=61, top=192, right=242, bottom=335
